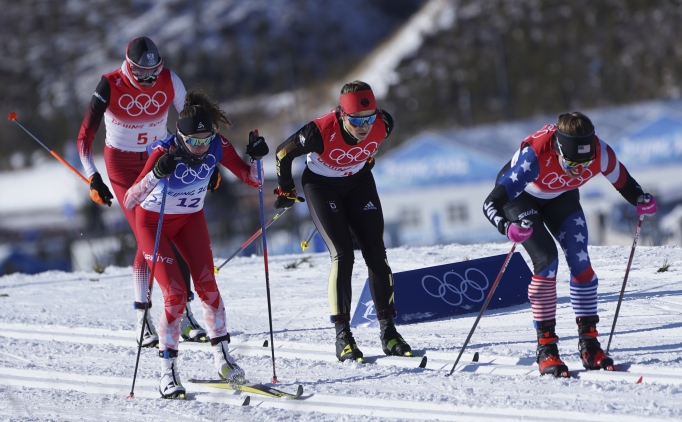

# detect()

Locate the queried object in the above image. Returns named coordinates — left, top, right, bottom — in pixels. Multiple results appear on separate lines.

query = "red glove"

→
left=273, top=187, right=305, bottom=209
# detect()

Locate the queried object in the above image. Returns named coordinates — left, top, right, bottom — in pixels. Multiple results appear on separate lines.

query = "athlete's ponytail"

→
left=180, top=87, right=233, bottom=131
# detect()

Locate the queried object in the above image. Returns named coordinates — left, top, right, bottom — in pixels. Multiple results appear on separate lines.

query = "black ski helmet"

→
left=124, top=37, right=164, bottom=87
left=126, top=37, right=162, bottom=68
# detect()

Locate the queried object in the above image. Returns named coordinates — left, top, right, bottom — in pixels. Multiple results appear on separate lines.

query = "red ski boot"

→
left=577, top=316, right=614, bottom=370
left=535, top=319, right=569, bottom=378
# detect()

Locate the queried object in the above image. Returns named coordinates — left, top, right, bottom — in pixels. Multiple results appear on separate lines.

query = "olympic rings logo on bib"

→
left=421, top=268, right=489, bottom=307
left=327, top=142, right=378, bottom=165
left=174, top=154, right=216, bottom=184
left=541, top=170, right=593, bottom=190
left=118, top=92, right=168, bottom=117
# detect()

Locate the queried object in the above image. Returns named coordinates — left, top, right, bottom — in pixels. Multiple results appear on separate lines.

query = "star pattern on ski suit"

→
left=576, top=250, right=589, bottom=261
left=499, top=147, right=541, bottom=201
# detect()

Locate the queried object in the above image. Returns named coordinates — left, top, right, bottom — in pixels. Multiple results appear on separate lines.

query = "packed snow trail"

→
left=0, top=244, right=681, bottom=421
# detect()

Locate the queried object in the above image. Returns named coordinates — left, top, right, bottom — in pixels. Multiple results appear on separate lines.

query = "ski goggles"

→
left=177, top=130, right=215, bottom=147
left=559, top=156, right=594, bottom=174
left=127, top=60, right=164, bottom=82
left=344, top=113, right=377, bottom=127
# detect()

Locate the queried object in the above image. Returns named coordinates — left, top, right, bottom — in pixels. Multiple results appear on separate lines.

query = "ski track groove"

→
left=1, top=322, right=680, bottom=420
left=0, top=367, right=665, bottom=422
left=2, top=322, right=681, bottom=384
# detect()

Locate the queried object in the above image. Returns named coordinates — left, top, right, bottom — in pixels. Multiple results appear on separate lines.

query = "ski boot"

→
left=159, top=350, right=186, bottom=399
left=577, top=316, right=614, bottom=370
left=213, top=335, right=245, bottom=384
left=378, top=311, right=413, bottom=357
left=333, top=315, right=364, bottom=363
left=180, top=294, right=208, bottom=342
left=135, top=302, right=159, bottom=348
left=535, top=319, right=569, bottom=378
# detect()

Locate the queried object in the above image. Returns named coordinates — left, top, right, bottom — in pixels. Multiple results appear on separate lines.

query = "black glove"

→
left=153, top=152, right=178, bottom=179
left=274, top=187, right=305, bottom=209
left=208, top=166, right=222, bottom=192
left=246, top=131, right=269, bottom=160
left=89, top=172, right=113, bottom=206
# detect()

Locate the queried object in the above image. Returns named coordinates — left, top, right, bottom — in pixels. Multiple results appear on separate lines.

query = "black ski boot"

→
left=577, top=316, right=614, bottom=370
left=378, top=311, right=412, bottom=357
left=535, top=319, right=569, bottom=378
left=333, top=316, right=364, bottom=363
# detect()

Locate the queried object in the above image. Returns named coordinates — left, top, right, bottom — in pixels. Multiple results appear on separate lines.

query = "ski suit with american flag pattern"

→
left=482, top=124, right=644, bottom=323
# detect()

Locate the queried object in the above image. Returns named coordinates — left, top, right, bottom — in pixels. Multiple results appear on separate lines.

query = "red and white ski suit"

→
left=125, top=135, right=258, bottom=351
left=76, top=62, right=186, bottom=303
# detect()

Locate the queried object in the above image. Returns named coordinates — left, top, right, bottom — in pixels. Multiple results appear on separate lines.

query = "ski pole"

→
left=605, top=215, right=644, bottom=354
left=214, top=207, right=290, bottom=273
left=8, top=111, right=89, bottom=185
left=301, top=227, right=318, bottom=251
left=447, top=220, right=531, bottom=376
left=254, top=131, right=278, bottom=383
left=127, top=175, right=170, bottom=399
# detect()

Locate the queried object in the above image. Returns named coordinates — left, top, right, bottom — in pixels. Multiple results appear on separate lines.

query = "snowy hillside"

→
left=1, top=242, right=681, bottom=420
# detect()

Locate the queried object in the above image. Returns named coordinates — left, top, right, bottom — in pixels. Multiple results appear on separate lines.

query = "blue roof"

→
left=612, top=115, right=682, bottom=168
left=374, top=133, right=503, bottom=190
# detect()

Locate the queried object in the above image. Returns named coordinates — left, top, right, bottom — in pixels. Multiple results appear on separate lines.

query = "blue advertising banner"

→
left=351, top=252, right=532, bottom=327
left=611, top=115, right=682, bottom=168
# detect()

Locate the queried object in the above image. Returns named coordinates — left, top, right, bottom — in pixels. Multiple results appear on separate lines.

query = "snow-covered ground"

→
left=1, top=242, right=681, bottom=421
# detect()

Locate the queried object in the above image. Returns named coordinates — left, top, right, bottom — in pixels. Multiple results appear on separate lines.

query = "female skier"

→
left=77, top=37, right=215, bottom=346
left=124, top=89, right=268, bottom=398
left=482, top=111, right=657, bottom=377
left=273, top=80, right=412, bottom=362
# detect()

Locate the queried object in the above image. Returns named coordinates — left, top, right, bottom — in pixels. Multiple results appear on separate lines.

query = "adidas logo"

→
left=197, top=122, right=205, bottom=130
left=363, top=201, right=377, bottom=211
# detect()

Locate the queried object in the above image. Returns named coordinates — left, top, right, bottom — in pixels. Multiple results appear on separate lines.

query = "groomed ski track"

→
left=1, top=322, right=680, bottom=421
left=2, top=245, right=681, bottom=420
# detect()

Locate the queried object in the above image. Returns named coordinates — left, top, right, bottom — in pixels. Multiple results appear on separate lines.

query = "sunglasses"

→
left=559, top=156, right=594, bottom=173
left=345, top=113, right=377, bottom=127
left=177, top=130, right=215, bottom=147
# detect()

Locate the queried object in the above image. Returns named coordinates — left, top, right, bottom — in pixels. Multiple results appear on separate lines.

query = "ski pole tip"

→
left=301, top=241, right=309, bottom=250
left=213, top=265, right=219, bottom=274
left=126, top=392, right=135, bottom=399
left=271, top=376, right=278, bottom=384
left=8, top=111, right=17, bottom=121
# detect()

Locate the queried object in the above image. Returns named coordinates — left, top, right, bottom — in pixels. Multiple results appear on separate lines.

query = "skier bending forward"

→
left=124, top=88, right=269, bottom=398
left=482, top=111, right=657, bottom=377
